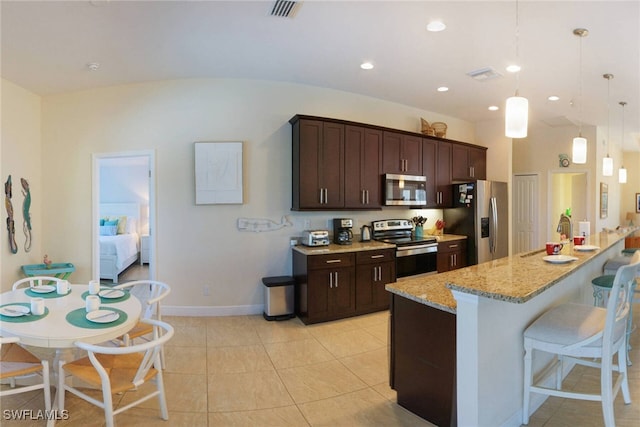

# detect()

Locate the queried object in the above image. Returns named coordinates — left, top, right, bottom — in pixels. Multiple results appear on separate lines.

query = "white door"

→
left=513, top=174, right=539, bottom=254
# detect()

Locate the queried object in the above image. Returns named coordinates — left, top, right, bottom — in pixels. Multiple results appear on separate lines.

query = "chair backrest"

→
left=114, top=280, right=170, bottom=320
left=604, top=252, right=640, bottom=353
left=12, top=276, right=64, bottom=290
left=74, top=319, right=174, bottom=387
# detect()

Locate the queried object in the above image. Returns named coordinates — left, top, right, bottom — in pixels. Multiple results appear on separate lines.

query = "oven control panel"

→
left=372, top=219, right=412, bottom=232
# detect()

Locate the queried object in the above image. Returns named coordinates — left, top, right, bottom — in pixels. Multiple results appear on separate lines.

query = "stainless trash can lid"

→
left=262, top=276, right=295, bottom=287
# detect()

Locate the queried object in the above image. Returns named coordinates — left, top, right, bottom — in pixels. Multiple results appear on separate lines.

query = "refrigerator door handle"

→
left=489, top=197, right=498, bottom=254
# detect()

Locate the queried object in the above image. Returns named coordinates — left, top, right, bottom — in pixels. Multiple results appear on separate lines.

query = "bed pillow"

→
left=104, top=219, right=119, bottom=227
left=99, top=225, right=118, bottom=236
left=99, top=218, right=105, bottom=226
left=115, top=216, right=128, bottom=234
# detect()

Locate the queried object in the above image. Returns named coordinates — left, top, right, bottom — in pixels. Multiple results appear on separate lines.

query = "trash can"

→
left=262, top=276, right=295, bottom=321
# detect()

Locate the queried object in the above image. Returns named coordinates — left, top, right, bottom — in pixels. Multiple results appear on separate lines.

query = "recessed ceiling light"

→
left=437, top=86, right=449, bottom=92
left=548, top=95, right=560, bottom=101
left=427, top=21, right=446, bottom=32
left=488, top=106, right=499, bottom=111
left=360, top=62, right=374, bottom=70
left=506, top=64, right=521, bottom=73
left=86, top=62, right=100, bottom=71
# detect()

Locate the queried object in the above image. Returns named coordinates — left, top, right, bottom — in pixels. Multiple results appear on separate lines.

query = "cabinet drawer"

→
left=438, top=240, right=467, bottom=253
left=307, top=253, right=355, bottom=270
left=356, top=249, right=395, bottom=265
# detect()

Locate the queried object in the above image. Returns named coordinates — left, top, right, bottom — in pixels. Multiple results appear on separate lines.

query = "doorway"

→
left=92, top=150, right=156, bottom=283
left=548, top=171, right=589, bottom=241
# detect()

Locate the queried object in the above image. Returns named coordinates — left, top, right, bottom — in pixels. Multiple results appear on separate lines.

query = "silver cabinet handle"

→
left=326, top=259, right=342, bottom=264
left=334, top=272, right=338, bottom=288
left=362, top=190, right=366, bottom=205
left=370, top=254, right=385, bottom=259
left=366, top=190, right=369, bottom=204
left=324, top=188, right=328, bottom=204
left=373, top=266, right=377, bottom=282
left=378, top=266, right=382, bottom=282
left=450, top=244, right=458, bottom=249
left=319, top=188, right=323, bottom=204
left=329, top=271, right=333, bottom=288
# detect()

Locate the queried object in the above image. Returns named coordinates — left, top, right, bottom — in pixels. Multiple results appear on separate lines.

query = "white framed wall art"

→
left=194, top=141, right=243, bottom=205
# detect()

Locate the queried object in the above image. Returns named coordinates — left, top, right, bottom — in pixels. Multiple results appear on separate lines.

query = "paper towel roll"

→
left=578, top=221, right=590, bottom=236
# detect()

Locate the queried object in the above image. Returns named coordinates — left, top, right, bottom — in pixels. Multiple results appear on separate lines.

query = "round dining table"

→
left=0, top=283, right=141, bottom=348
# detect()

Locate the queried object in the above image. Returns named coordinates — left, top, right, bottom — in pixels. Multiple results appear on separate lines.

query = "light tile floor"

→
left=2, top=308, right=640, bottom=426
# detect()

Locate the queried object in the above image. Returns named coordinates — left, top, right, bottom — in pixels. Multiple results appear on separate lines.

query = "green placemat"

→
left=66, top=307, right=128, bottom=329
left=81, top=289, right=130, bottom=304
left=0, top=302, right=49, bottom=323
left=24, top=287, right=71, bottom=299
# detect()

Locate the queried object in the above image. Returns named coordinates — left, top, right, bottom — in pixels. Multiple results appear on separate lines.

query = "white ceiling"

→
left=2, top=0, right=639, bottom=151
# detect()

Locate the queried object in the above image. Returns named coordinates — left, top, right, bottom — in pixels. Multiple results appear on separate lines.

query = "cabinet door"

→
left=382, top=131, right=404, bottom=174
left=345, top=126, right=382, bottom=208
left=295, top=120, right=344, bottom=209
left=422, top=139, right=438, bottom=207
left=468, top=146, right=487, bottom=180
left=436, top=141, right=453, bottom=207
left=374, top=261, right=394, bottom=309
left=330, top=268, right=356, bottom=316
left=321, top=122, right=345, bottom=208
left=451, top=144, right=470, bottom=181
left=307, top=269, right=331, bottom=321
left=402, top=134, right=423, bottom=175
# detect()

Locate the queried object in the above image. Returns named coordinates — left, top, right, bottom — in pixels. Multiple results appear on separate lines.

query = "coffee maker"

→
left=333, top=218, right=354, bottom=245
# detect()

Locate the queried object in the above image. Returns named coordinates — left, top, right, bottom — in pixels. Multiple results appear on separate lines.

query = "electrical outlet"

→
left=203, top=285, right=210, bottom=296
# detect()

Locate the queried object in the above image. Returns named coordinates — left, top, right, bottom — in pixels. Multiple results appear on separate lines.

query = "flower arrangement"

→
left=412, top=216, right=427, bottom=226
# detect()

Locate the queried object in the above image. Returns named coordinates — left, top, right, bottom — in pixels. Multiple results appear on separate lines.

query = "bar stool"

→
left=591, top=251, right=640, bottom=364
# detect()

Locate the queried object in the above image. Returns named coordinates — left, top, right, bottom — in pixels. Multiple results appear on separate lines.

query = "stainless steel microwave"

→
left=383, top=174, right=427, bottom=206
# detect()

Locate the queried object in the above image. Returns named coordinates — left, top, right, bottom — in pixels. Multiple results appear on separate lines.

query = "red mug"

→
left=546, top=242, right=563, bottom=255
left=573, top=236, right=585, bottom=246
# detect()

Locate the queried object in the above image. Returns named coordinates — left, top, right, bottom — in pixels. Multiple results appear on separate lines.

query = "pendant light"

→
left=618, top=101, right=627, bottom=183
left=505, top=0, right=528, bottom=138
left=571, top=28, right=588, bottom=164
left=602, top=74, right=614, bottom=177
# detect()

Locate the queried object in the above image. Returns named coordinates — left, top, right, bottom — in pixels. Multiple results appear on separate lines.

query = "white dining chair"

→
left=0, top=336, right=51, bottom=411
left=58, top=319, right=174, bottom=427
left=12, top=275, right=64, bottom=290
left=113, top=280, right=171, bottom=366
left=522, top=255, right=640, bottom=426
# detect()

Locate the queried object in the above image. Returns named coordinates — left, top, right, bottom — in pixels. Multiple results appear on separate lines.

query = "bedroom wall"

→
left=37, top=78, right=483, bottom=313
left=1, top=80, right=43, bottom=291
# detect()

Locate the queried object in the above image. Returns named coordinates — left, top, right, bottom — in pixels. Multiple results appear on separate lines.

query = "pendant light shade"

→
left=572, top=136, right=587, bottom=164
left=619, top=167, right=627, bottom=183
left=571, top=28, right=588, bottom=164
left=505, top=95, right=529, bottom=138
left=602, top=74, right=614, bottom=176
left=619, top=101, right=628, bottom=184
left=505, top=0, right=528, bottom=139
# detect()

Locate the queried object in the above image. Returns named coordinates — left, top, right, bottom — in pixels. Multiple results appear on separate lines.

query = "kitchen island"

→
left=386, top=230, right=636, bottom=427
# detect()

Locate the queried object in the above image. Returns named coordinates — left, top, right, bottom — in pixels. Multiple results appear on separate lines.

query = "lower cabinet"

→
left=355, top=249, right=395, bottom=313
left=437, top=239, right=467, bottom=273
left=294, top=248, right=395, bottom=324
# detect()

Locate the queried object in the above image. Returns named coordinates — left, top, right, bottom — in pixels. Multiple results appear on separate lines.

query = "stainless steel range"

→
left=371, top=219, right=438, bottom=278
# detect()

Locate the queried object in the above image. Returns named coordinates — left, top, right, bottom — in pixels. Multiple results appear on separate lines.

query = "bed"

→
left=99, top=203, right=141, bottom=283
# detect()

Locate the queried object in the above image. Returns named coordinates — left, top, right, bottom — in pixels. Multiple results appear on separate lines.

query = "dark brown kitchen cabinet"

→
left=292, top=118, right=344, bottom=210
left=423, top=139, right=453, bottom=208
left=382, top=131, right=422, bottom=175
left=355, top=249, right=395, bottom=313
left=294, top=251, right=356, bottom=324
left=390, top=294, right=456, bottom=427
left=452, top=143, right=487, bottom=181
left=345, top=126, right=382, bottom=208
left=437, top=239, right=467, bottom=273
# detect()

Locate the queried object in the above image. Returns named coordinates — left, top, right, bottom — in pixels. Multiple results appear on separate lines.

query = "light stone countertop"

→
left=292, top=240, right=395, bottom=255
left=386, top=229, right=637, bottom=314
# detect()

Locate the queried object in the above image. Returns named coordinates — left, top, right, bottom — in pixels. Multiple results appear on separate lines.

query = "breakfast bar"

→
left=386, top=230, right=636, bottom=427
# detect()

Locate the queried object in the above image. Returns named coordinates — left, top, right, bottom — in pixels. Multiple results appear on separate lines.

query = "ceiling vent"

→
left=466, top=67, right=503, bottom=82
left=270, top=1, right=301, bottom=18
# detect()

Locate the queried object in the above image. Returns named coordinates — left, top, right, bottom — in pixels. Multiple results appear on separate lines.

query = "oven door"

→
left=395, top=244, right=437, bottom=278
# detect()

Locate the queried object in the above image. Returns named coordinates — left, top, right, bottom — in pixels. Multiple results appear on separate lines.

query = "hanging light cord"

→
left=606, top=75, right=612, bottom=156
left=514, top=0, right=520, bottom=95
left=578, top=33, right=583, bottom=136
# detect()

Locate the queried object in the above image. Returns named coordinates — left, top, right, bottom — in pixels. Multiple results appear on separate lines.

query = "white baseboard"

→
left=163, top=304, right=264, bottom=317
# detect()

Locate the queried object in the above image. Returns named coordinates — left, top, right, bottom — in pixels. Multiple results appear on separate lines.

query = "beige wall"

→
left=1, top=80, right=43, bottom=288
left=33, top=78, right=480, bottom=313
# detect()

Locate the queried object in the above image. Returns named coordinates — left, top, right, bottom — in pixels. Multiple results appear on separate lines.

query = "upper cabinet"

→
left=290, top=115, right=486, bottom=211
left=292, top=118, right=344, bottom=210
left=423, top=138, right=453, bottom=208
left=451, top=144, right=487, bottom=181
left=345, top=126, right=382, bottom=209
left=382, top=131, right=422, bottom=175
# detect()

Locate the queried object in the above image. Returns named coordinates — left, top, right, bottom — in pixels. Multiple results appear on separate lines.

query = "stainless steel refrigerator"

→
left=443, top=180, right=508, bottom=265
